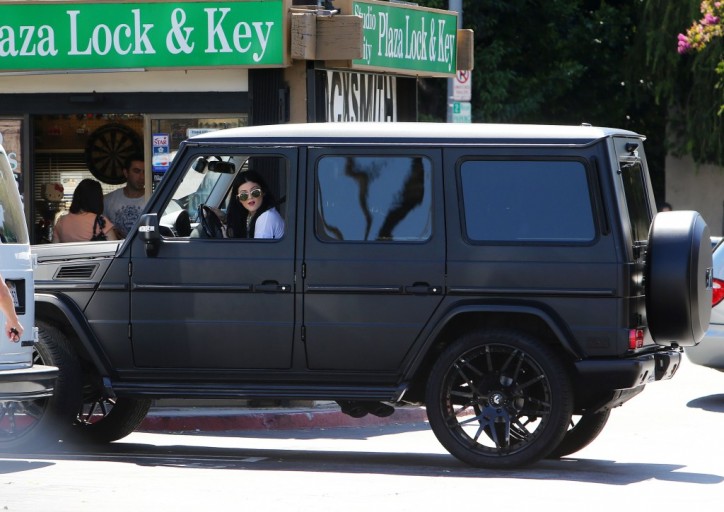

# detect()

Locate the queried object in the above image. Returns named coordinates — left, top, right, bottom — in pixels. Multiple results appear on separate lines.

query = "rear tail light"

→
left=628, top=328, right=644, bottom=350
left=713, top=278, right=724, bottom=307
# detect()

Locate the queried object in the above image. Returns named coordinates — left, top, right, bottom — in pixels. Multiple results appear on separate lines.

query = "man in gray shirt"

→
left=104, top=154, right=146, bottom=238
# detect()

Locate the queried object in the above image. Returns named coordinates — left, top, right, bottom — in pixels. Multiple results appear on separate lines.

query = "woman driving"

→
left=225, top=170, right=284, bottom=239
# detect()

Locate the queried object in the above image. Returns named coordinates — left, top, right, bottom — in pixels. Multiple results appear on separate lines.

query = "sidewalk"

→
left=138, top=403, right=429, bottom=433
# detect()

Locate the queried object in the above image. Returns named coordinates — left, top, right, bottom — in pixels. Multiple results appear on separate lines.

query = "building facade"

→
left=0, top=0, right=468, bottom=243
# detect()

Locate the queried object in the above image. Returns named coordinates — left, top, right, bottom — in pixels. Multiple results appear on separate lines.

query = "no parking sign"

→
left=453, top=70, right=471, bottom=102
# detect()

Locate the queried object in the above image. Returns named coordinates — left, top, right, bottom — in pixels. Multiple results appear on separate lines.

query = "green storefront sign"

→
left=0, top=1, right=285, bottom=71
left=349, top=0, right=457, bottom=76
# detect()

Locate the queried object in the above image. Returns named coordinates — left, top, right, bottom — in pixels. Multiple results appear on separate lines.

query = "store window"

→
left=31, top=114, right=246, bottom=243
left=149, top=115, right=247, bottom=190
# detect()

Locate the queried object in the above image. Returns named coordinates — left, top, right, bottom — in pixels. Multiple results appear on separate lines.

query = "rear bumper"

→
left=574, top=349, right=681, bottom=391
left=0, top=364, right=58, bottom=400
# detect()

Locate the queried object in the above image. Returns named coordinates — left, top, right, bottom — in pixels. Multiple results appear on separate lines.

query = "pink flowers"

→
left=678, top=0, right=724, bottom=54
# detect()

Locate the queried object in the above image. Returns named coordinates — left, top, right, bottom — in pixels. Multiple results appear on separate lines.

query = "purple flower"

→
left=703, top=13, right=720, bottom=25
left=677, top=33, right=692, bottom=54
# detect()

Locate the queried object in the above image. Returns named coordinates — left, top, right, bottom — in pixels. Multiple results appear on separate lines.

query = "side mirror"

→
left=138, top=213, right=160, bottom=257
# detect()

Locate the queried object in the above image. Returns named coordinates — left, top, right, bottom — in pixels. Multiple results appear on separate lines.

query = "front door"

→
left=303, top=148, right=445, bottom=373
left=128, top=148, right=296, bottom=369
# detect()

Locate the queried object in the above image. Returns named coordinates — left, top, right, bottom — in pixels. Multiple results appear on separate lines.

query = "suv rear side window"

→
left=316, top=155, right=432, bottom=242
left=460, top=159, right=595, bottom=243
left=619, top=160, right=651, bottom=244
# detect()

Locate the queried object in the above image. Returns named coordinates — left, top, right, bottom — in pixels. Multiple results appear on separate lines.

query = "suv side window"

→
left=315, top=155, right=432, bottom=242
left=0, top=167, right=27, bottom=244
left=619, top=160, right=651, bottom=244
left=158, top=154, right=288, bottom=239
left=460, top=159, right=595, bottom=243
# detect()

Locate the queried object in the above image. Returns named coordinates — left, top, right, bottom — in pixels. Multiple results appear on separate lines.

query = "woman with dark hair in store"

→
left=225, top=170, right=284, bottom=239
left=53, top=178, right=118, bottom=242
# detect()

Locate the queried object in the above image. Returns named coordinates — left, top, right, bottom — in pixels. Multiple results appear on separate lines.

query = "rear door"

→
left=302, top=147, right=445, bottom=373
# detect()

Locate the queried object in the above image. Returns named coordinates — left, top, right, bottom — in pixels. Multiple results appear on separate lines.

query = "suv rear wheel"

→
left=425, top=329, right=573, bottom=468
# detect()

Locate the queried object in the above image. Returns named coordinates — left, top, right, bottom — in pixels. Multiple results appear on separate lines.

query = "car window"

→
left=315, top=155, right=432, bottom=242
left=460, top=159, right=595, bottom=243
left=159, top=154, right=288, bottom=239
left=0, top=150, right=28, bottom=244
left=619, top=160, right=652, bottom=245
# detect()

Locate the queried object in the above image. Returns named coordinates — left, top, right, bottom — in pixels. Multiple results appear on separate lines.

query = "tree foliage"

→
left=638, top=0, right=724, bottom=165
left=416, top=0, right=667, bottom=193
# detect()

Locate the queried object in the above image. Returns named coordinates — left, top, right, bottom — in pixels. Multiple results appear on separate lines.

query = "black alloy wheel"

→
left=425, top=329, right=573, bottom=468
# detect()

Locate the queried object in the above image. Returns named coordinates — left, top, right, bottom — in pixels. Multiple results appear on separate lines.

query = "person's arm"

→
left=103, top=217, right=119, bottom=241
left=0, top=273, right=23, bottom=342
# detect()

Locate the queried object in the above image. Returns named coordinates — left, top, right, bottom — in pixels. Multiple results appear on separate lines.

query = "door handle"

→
left=404, top=283, right=443, bottom=295
left=255, top=281, right=291, bottom=293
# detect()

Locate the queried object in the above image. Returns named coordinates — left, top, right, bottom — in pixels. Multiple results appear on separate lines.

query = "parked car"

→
left=26, top=123, right=712, bottom=468
left=0, top=144, right=57, bottom=451
left=686, top=237, right=724, bottom=371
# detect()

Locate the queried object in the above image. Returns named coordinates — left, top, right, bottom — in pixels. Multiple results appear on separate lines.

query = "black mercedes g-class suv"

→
left=14, top=123, right=713, bottom=468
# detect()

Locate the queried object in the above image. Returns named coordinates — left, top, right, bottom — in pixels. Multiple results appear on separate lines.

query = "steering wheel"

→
left=198, top=204, right=225, bottom=238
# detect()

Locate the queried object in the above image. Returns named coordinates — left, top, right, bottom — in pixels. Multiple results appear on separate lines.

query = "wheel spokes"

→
left=443, top=343, right=552, bottom=454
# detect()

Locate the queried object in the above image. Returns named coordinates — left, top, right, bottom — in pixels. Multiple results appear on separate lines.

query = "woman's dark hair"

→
left=226, top=170, right=277, bottom=238
left=69, top=179, right=104, bottom=215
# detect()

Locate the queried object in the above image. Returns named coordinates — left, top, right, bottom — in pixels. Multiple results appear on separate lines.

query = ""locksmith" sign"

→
left=334, top=0, right=458, bottom=77
left=0, top=1, right=286, bottom=71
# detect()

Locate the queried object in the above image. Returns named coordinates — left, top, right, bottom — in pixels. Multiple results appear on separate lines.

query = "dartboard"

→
left=85, top=124, right=143, bottom=185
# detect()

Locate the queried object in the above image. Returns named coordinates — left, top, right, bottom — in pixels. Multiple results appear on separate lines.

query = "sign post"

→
left=446, top=0, right=466, bottom=122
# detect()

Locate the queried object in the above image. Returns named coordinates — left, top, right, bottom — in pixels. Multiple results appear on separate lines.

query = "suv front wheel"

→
left=425, top=329, right=573, bottom=468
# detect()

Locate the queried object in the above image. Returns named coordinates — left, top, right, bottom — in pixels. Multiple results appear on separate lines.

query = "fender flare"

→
left=34, top=292, right=115, bottom=380
left=404, top=303, right=580, bottom=380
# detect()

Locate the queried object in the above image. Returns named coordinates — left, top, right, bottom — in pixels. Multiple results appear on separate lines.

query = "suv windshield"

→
left=0, top=149, right=28, bottom=244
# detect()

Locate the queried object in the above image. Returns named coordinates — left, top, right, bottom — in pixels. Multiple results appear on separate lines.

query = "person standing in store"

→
left=104, top=154, right=147, bottom=238
left=0, top=272, right=22, bottom=343
left=53, top=179, right=118, bottom=242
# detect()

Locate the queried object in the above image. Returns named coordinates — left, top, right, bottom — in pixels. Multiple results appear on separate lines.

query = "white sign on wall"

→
left=326, top=70, right=397, bottom=122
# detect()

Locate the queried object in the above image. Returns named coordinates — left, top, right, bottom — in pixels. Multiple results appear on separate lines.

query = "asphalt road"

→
left=1, top=355, right=723, bottom=511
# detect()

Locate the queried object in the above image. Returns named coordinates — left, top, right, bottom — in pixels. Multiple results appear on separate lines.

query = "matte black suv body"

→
left=22, top=123, right=712, bottom=468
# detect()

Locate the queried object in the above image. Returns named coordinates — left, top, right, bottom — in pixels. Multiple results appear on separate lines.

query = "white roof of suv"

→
left=190, top=122, right=643, bottom=145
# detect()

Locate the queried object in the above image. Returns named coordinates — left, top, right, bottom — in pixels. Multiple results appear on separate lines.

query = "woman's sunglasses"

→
left=237, top=188, right=262, bottom=202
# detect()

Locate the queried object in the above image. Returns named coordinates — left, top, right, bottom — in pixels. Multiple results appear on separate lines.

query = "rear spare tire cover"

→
left=645, top=211, right=712, bottom=346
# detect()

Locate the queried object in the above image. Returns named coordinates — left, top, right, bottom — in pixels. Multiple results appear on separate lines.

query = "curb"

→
left=138, top=405, right=429, bottom=433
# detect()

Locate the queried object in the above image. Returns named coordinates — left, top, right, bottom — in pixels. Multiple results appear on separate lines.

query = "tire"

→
left=71, top=397, right=152, bottom=444
left=425, top=329, right=573, bottom=468
left=547, top=410, right=611, bottom=459
left=646, top=211, right=712, bottom=346
left=0, top=322, right=83, bottom=452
